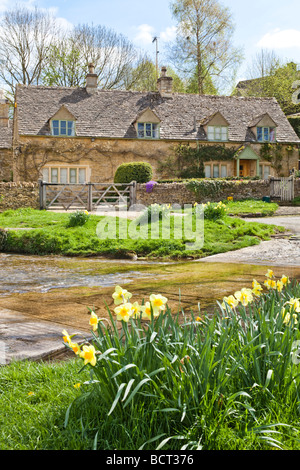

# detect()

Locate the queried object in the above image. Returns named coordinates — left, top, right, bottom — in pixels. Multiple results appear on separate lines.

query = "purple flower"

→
left=145, top=181, right=158, bottom=193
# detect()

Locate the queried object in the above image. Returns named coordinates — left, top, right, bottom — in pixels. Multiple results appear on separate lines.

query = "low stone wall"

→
left=136, top=180, right=272, bottom=206
left=294, top=178, right=300, bottom=198
left=0, top=182, right=39, bottom=211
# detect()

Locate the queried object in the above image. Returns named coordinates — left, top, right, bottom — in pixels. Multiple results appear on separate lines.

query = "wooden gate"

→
left=270, top=176, right=294, bottom=202
left=39, top=181, right=137, bottom=211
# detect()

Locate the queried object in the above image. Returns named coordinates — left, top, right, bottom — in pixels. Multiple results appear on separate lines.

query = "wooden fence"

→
left=270, top=176, right=294, bottom=202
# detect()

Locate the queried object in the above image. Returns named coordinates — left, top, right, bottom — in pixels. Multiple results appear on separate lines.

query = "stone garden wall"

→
left=0, top=182, right=39, bottom=211
left=136, top=180, right=272, bottom=206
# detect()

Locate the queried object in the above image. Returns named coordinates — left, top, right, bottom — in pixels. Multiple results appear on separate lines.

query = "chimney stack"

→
left=86, top=63, right=98, bottom=94
left=0, top=90, right=9, bottom=127
left=157, top=66, right=173, bottom=97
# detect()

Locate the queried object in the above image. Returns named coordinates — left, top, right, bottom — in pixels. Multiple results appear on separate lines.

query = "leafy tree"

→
left=167, top=0, right=243, bottom=94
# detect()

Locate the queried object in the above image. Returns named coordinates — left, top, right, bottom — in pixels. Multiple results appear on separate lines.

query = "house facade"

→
left=0, top=92, right=13, bottom=181
left=11, top=65, right=300, bottom=184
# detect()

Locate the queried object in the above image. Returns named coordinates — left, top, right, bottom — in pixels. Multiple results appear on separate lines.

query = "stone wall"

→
left=0, top=182, right=39, bottom=211
left=136, top=180, right=272, bottom=206
left=0, top=149, right=13, bottom=182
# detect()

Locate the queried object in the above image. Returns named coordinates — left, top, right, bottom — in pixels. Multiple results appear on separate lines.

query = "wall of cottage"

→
left=13, top=136, right=299, bottom=183
left=0, top=149, right=13, bottom=181
left=0, top=182, right=39, bottom=211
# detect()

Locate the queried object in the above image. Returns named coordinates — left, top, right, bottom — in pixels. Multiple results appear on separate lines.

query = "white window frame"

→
left=137, top=122, right=160, bottom=139
left=257, top=126, right=276, bottom=143
left=42, top=165, right=89, bottom=184
left=207, top=126, right=228, bottom=142
left=51, top=119, right=76, bottom=137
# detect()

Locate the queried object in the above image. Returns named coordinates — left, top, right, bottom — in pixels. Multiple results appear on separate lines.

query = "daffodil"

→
left=285, top=298, right=300, bottom=313
left=89, top=311, right=99, bottom=331
left=62, top=329, right=71, bottom=344
left=222, top=295, right=239, bottom=309
left=265, top=269, right=274, bottom=279
left=281, top=275, right=290, bottom=285
left=141, top=302, right=152, bottom=320
left=112, top=286, right=132, bottom=305
left=80, top=344, right=97, bottom=366
left=74, top=383, right=81, bottom=389
left=69, top=342, right=81, bottom=356
left=252, top=279, right=263, bottom=296
left=283, top=312, right=298, bottom=326
left=131, top=301, right=142, bottom=318
left=234, top=288, right=253, bottom=307
left=276, top=281, right=284, bottom=292
left=264, top=279, right=276, bottom=290
left=114, top=302, right=133, bottom=322
left=150, top=294, right=168, bottom=315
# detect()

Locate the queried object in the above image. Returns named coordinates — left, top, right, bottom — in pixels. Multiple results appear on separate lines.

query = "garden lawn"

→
left=0, top=207, right=282, bottom=259
left=225, top=199, right=279, bottom=216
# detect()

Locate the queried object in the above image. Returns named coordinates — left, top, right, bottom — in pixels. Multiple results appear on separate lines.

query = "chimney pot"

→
left=86, top=62, right=98, bottom=94
left=157, top=66, right=173, bottom=97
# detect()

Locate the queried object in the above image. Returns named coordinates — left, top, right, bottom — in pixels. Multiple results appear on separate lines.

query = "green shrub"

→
left=114, top=162, right=153, bottom=184
left=67, top=210, right=90, bottom=227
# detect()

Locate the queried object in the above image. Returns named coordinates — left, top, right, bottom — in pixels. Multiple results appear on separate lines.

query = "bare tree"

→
left=0, top=5, right=59, bottom=100
left=167, top=0, right=243, bottom=94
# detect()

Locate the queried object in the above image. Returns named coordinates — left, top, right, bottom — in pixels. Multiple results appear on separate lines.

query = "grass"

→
left=0, top=205, right=282, bottom=259
left=225, top=199, right=279, bottom=216
left=1, top=272, right=300, bottom=450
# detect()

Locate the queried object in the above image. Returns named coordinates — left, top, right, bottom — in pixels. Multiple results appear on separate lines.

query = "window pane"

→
left=52, top=120, right=59, bottom=136
left=78, top=168, right=86, bottom=184
left=215, top=127, right=221, bottom=140
left=145, top=123, right=152, bottom=137
left=69, top=168, right=77, bottom=183
left=137, top=123, right=144, bottom=138
left=213, top=165, right=219, bottom=178
left=51, top=168, right=58, bottom=183
left=270, top=128, right=275, bottom=142
left=264, top=166, right=270, bottom=179
left=257, top=127, right=263, bottom=142
left=205, top=165, right=211, bottom=178
left=60, top=168, right=68, bottom=184
left=221, top=127, right=227, bottom=140
left=264, top=127, right=269, bottom=141
left=221, top=165, right=227, bottom=177
left=152, top=124, right=159, bottom=138
left=207, top=126, right=214, bottom=140
left=60, top=121, right=67, bottom=136
left=67, top=121, right=75, bottom=136
left=42, top=168, right=49, bottom=182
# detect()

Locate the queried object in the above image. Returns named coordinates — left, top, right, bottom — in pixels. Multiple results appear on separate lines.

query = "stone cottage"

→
left=0, top=92, right=13, bottom=181
left=11, top=65, right=300, bottom=184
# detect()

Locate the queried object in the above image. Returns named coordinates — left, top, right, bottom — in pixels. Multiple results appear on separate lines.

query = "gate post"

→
left=130, top=181, right=137, bottom=207
left=87, top=183, right=93, bottom=212
left=38, top=179, right=46, bottom=210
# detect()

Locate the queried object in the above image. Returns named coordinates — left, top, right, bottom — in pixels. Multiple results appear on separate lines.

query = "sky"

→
left=1, top=0, right=300, bottom=87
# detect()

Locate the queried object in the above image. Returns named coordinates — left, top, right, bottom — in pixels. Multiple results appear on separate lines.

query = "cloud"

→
left=134, top=24, right=155, bottom=45
left=160, top=26, right=177, bottom=43
left=257, top=28, right=300, bottom=49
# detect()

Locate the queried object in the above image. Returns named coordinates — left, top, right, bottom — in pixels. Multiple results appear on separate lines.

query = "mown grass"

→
left=1, top=273, right=300, bottom=450
left=225, top=199, right=279, bottom=216
left=0, top=206, right=282, bottom=259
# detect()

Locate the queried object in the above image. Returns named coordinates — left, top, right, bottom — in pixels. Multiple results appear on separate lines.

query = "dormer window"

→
left=137, top=122, right=160, bottom=139
left=207, top=125, right=228, bottom=142
left=51, top=119, right=75, bottom=137
left=257, top=126, right=276, bottom=143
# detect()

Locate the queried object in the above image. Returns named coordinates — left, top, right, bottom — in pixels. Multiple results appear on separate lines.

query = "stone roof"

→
left=15, top=84, right=300, bottom=144
left=0, top=122, right=12, bottom=148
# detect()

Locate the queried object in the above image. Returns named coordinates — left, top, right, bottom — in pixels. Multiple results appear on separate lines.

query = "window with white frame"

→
left=207, top=126, right=228, bottom=141
left=137, top=122, right=160, bottom=139
left=204, top=165, right=211, bottom=178
left=257, top=127, right=276, bottom=143
left=51, top=119, right=76, bottom=137
left=259, top=164, right=271, bottom=180
left=42, top=166, right=87, bottom=184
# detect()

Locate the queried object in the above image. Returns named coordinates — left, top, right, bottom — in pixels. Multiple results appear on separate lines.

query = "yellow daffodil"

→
left=281, top=275, right=290, bottom=285
left=285, top=298, right=300, bottom=313
left=69, top=342, right=81, bottom=356
left=150, top=294, right=168, bottom=315
left=234, top=288, right=253, bottom=307
left=222, top=295, right=239, bottom=309
left=283, top=312, right=298, bottom=326
left=62, top=329, right=71, bottom=344
left=84, top=210, right=89, bottom=215
left=112, top=286, right=132, bottom=305
left=27, top=391, right=35, bottom=396
left=265, top=269, right=274, bottom=279
left=74, top=383, right=81, bottom=389
left=89, top=311, right=99, bottom=331
left=196, top=316, right=202, bottom=322
left=141, top=302, right=152, bottom=320
left=114, top=302, right=133, bottom=322
left=276, top=281, right=284, bottom=292
left=80, top=344, right=97, bottom=366
left=131, top=301, right=142, bottom=318
left=264, top=279, right=276, bottom=290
